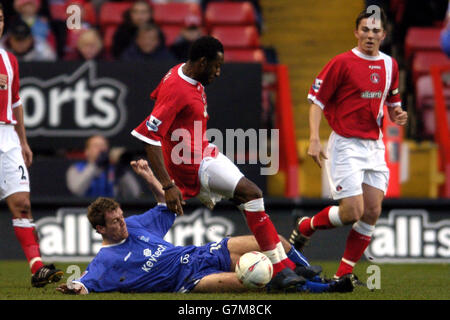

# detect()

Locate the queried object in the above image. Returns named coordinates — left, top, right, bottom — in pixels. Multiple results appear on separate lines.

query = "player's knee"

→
left=341, top=206, right=363, bottom=224
left=8, top=196, right=31, bottom=218
left=363, top=204, right=382, bottom=222
left=234, top=178, right=263, bottom=203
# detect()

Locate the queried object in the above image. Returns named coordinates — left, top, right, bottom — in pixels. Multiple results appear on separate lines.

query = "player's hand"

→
left=130, top=159, right=154, bottom=180
left=0, top=73, right=7, bottom=89
left=21, top=143, right=33, bottom=167
left=56, top=283, right=82, bottom=295
left=390, top=107, right=408, bottom=126
left=308, top=139, right=327, bottom=168
left=165, top=185, right=185, bottom=216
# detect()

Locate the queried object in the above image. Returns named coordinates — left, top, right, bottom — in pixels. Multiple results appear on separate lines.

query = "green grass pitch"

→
left=1, top=260, right=449, bottom=300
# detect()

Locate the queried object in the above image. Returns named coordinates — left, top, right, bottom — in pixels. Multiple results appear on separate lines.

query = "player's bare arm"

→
left=388, top=106, right=408, bottom=126
left=308, top=103, right=327, bottom=168
left=13, top=105, right=33, bottom=167
left=130, top=159, right=165, bottom=203
left=144, top=144, right=185, bottom=215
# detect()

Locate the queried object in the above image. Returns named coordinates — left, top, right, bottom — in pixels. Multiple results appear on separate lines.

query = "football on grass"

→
left=235, top=251, right=273, bottom=288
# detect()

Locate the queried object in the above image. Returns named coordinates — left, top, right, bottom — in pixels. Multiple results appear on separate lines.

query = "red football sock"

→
left=299, top=206, right=342, bottom=237
left=335, top=228, right=372, bottom=278
left=13, top=219, right=44, bottom=274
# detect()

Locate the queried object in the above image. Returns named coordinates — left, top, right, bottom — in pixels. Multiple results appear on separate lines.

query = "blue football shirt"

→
left=73, top=205, right=231, bottom=293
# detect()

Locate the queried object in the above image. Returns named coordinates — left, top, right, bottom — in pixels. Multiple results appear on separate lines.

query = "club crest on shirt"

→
left=0, top=84, right=7, bottom=90
left=370, top=73, right=380, bottom=84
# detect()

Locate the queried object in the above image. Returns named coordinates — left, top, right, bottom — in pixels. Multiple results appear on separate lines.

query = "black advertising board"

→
left=18, top=61, right=262, bottom=152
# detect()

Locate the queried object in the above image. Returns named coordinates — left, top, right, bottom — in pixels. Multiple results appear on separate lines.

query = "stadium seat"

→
left=102, top=25, right=119, bottom=57
left=225, top=48, right=266, bottom=63
left=404, top=27, right=442, bottom=61
left=99, top=2, right=133, bottom=29
left=412, top=51, right=450, bottom=85
left=152, top=2, right=202, bottom=26
left=210, top=26, right=260, bottom=49
left=204, top=2, right=256, bottom=28
left=49, top=3, right=66, bottom=21
left=161, top=25, right=183, bottom=47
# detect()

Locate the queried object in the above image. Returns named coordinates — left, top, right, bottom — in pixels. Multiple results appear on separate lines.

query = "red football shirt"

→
left=132, top=63, right=217, bottom=198
left=0, top=50, right=22, bottom=124
left=307, top=48, right=402, bottom=140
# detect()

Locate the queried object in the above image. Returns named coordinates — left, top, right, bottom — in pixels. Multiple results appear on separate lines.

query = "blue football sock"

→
left=297, top=280, right=330, bottom=293
left=287, top=246, right=310, bottom=267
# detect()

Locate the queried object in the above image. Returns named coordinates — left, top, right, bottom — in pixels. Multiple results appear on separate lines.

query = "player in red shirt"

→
left=0, top=4, right=63, bottom=287
left=132, top=36, right=305, bottom=290
left=289, top=8, right=408, bottom=282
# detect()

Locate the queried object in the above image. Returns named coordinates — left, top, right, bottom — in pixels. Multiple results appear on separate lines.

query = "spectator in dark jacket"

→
left=120, top=24, right=175, bottom=62
left=111, top=0, right=154, bottom=59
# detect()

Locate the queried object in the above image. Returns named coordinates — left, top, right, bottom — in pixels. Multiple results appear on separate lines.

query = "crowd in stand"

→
left=0, top=0, right=264, bottom=63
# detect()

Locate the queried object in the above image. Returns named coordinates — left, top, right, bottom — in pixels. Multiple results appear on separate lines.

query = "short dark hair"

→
left=355, top=7, right=387, bottom=30
left=188, top=36, right=224, bottom=62
left=87, top=197, right=120, bottom=229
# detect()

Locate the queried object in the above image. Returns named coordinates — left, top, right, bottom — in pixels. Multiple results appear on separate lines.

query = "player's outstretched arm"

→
left=144, top=144, right=185, bottom=215
left=130, top=159, right=165, bottom=203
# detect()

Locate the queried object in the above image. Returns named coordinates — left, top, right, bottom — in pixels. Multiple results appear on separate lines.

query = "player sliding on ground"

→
left=57, top=160, right=354, bottom=294
left=131, top=36, right=306, bottom=290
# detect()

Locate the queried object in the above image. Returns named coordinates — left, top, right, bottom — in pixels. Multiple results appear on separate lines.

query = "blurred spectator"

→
left=111, top=0, right=154, bottom=59
left=65, top=28, right=106, bottom=61
left=66, top=135, right=142, bottom=199
left=120, top=23, right=175, bottom=62
left=1, top=19, right=56, bottom=61
left=62, top=0, right=96, bottom=59
left=12, top=0, right=52, bottom=42
left=169, top=14, right=203, bottom=62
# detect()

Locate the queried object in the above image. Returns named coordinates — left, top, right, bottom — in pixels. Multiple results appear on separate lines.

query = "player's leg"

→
left=290, top=133, right=366, bottom=250
left=192, top=272, right=249, bottom=293
left=3, top=149, right=62, bottom=287
left=233, top=177, right=305, bottom=276
left=197, top=153, right=304, bottom=288
left=227, top=235, right=310, bottom=272
left=335, top=182, right=384, bottom=278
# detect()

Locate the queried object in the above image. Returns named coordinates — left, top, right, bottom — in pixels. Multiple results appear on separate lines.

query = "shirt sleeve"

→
left=386, top=58, right=402, bottom=108
left=126, top=205, right=176, bottom=239
left=131, top=82, right=186, bottom=145
left=10, top=53, right=22, bottom=108
left=74, top=259, right=107, bottom=293
left=307, top=56, right=344, bottom=110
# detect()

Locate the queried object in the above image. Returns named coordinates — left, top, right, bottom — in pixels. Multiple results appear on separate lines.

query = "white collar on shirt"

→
left=101, top=238, right=127, bottom=248
left=178, top=63, right=198, bottom=85
left=352, top=47, right=383, bottom=61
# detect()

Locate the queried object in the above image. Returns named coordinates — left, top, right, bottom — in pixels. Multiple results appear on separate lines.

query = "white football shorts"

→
left=324, top=131, right=389, bottom=200
left=196, top=151, right=244, bottom=209
left=0, top=125, right=30, bottom=200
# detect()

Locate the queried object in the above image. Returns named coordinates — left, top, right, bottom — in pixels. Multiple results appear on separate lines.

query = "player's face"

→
left=201, top=51, right=224, bottom=86
left=354, top=18, right=386, bottom=56
left=103, top=208, right=128, bottom=243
